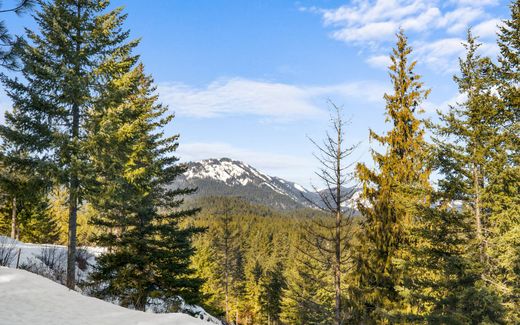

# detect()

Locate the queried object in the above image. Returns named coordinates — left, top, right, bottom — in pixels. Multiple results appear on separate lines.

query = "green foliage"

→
left=87, top=59, right=203, bottom=310
left=0, top=0, right=143, bottom=287
left=0, top=148, right=56, bottom=243
left=0, top=0, right=33, bottom=69
left=405, top=30, right=510, bottom=324
left=490, top=2, right=520, bottom=321
left=190, top=196, right=327, bottom=324
left=0, top=1, right=517, bottom=323
left=16, top=197, right=59, bottom=244
left=281, top=230, right=335, bottom=325
left=355, top=30, right=431, bottom=323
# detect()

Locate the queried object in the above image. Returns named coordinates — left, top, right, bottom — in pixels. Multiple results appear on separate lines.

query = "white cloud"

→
left=308, top=0, right=501, bottom=73
left=322, top=0, right=428, bottom=28
left=366, top=55, right=392, bottom=69
left=451, top=0, right=498, bottom=7
left=318, top=0, right=494, bottom=43
left=413, top=35, right=499, bottom=74
left=401, top=7, right=441, bottom=31
left=437, top=7, right=484, bottom=34
left=158, top=78, right=386, bottom=121
left=414, top=38, right=466, bottom=73
left=472, top=18, right=501, bottom=38
left=480, top=41, right=499, bottom=57
left=158, top=79, right=323, bottom=120
left=322, top=0, right=432, bottom=43
left=331, top=21, right=397, bottom=43
left=178, top=142, right=317, bottom=185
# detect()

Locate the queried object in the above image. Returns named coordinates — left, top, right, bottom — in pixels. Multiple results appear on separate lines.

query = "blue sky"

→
left=1, top=0, right=511, bottom=187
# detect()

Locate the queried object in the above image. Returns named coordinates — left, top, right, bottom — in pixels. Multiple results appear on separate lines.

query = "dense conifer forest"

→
left=0, top=0, right=518, bottom=324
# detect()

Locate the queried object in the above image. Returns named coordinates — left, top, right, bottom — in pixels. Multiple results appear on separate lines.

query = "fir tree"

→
left=0, top=0, right=137, bottom=289
left=281, top=231, right=335, bottom=325
left=17, top=196, right=60, bottom=244
left=491, top=1, right=520, bottom=321
left=259, top=261, right=285, bottom=325
left=414, top=30, right=507, bottom=324
left=355, top=30, right=431, bottom=322
left=0, top=145, right=52, bottom=241
left=87, top=62, right=203, bottom=311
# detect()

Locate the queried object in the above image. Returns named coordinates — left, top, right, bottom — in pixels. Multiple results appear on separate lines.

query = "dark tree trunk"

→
left=66, top=1, right=82, bottom=290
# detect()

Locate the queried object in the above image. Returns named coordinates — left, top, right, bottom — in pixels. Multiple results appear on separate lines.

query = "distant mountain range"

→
left=175, top=158, right=359, bottom=210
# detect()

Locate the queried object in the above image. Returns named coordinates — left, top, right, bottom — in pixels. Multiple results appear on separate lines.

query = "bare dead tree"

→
left=299, top=100, right=360, bottom=325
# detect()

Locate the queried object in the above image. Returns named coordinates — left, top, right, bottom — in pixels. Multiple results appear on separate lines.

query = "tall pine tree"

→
left=491, top=1, right=520, bottom=321
left=406, top=30, right=507, bottom=324
left=355, top=30, right=431, bottom=323
left=87, top=62, right=203, bottom=311
left=0, top=0, right=138, bottom=289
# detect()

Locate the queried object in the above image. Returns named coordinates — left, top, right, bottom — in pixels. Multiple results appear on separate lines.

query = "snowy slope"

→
left=0, top=267, right=209, bottom=325
left=0, top=236, right=222, bottom=324
left=177, top=158, right=321, bottom=210
left=176, top=157, right=363, bottom=211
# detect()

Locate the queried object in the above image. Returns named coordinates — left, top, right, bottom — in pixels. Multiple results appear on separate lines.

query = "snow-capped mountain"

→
left=175, top=158, right=320, bottom=210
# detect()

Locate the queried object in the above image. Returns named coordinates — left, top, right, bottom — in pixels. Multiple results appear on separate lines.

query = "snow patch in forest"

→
left=0, top=267, right=211, bottom=325
left=0, top=237, right=222, bottom=324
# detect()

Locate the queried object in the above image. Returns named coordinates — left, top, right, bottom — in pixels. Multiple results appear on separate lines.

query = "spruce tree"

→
left=434, top=31, right=500, bottom=277
left=259, top=261, right=285, bottom=325
left=410, top=30, right=508, bottom=324
left=87, top=62, right=203, bottom=311
left=0, top=144, right=51, bottom=241
left=208, top=205, right=246, bottom=323
left=491, top=1, right=520, bottom=321
left=355, top=30, right=431, bottom=322
left=281, top=231, right=335, bottom=325
left=401, top=195, right=505, bottom=324
left=0, top=0, right=137, bottom=289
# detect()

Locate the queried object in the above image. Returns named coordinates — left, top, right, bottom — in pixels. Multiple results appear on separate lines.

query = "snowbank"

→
left=0, top=267, right=210, bottom=325
left=0, top=236, right=222, bottom=324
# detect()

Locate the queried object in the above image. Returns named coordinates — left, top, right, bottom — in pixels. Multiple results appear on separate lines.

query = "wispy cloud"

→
left=414, top=38, right=466, bottom=73
left=306, top=0, right=502, bottom=73
left=158, top=78, right=387, bottom=121
left=473, top=18, right=502, bottom=38
left=366, top=55, right=392, bottom=69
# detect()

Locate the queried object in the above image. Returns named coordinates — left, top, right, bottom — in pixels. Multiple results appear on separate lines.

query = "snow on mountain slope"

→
left=0, top=267, right=208, bottom=325
left=178, top=158, right=320, bottom=209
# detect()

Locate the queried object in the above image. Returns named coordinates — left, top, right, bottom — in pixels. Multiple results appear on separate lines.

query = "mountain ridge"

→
left=176, top=157, right=359, bottom=211
left=175, top=157, right=319, bottom=210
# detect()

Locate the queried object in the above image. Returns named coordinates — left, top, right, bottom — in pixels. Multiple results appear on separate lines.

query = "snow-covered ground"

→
left=0, top=236, right=222, bottom=324
left=0, top=267, right=209, bottom=325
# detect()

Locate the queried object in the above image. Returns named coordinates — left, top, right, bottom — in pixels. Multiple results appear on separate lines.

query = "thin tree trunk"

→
left=335, top=209, right=341, bottom=325
left=473, top=160, right=484, bottom=263
left=225, top=241, right=229, bottom=323
left=10, top=197, right=17, bottom=239
left=66, top=178, right=78, bottom=289
left=66, top=1, right=82, bottom=290
left=334, top=119, right=342, bottom=325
